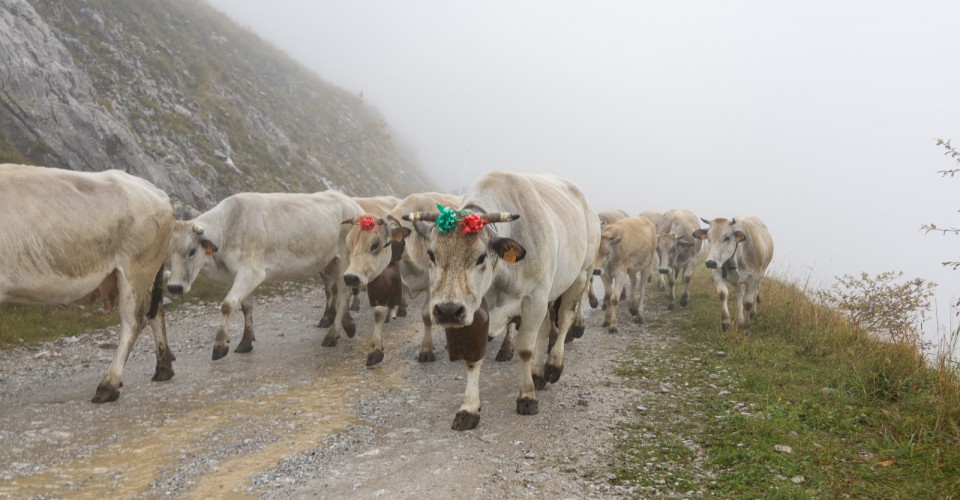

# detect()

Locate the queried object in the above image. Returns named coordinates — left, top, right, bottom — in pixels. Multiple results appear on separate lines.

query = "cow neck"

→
left=721, top=239, right=741, bottom=280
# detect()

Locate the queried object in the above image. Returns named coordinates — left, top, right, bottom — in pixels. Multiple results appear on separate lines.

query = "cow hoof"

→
left=563, top=334, right=574, bottom=344
left=350, top=303, right=360, bottom=312
left=608, top=327, right=618, bottom=334
left=397, top=306, right=408, bottom=317
left=722, top=322, right=731, bottom=332
left=680, top=296, right=689, bottom=307
left=151, top=366, right=175, bottom=382
left=667, top=303, right=675, bottom=311
left=634, top=316, right=644, bottom=325
left=91, top=385, right=120, bottom=404
left=544, top=364, right=563, bottom=383
left=588, top=296, right=599, bottom=309
left=601, top=304, right=607, bottom=311
left=418, top=351, right=437, bottom=363
left=601, top=320, right=609, bottom=328
left=570, top=324, right=585, bottom=339
left=234, top=341, right=254, bottom=354
left=659, top=284, right=666, bottom=292
left=495, top=348, right=513, bottom=362
left=533, top=375, right=547, bottom=390
left=629, top=305, right=639, bottom=316
left=343, top=323, right=357, bottom=339
left=384, top=316, right=391, bottom=325
left=452, top=410, right=481, bottom=431
left=317, top=318, right=333, bottom=328
left=212, top=345, right=229, bottom=360
left=321, top=335, right=338, bottom=347
left=516, top=397, right=539, bottom=416
left=366, top=349, right=384, bottom=367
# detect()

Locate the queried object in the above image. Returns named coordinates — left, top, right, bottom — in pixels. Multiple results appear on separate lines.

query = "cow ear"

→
left=393, top=227, right=412, bottom=243
left=491, top=237, right=526, bottom=264
left=200, top=239, right=218, bottom=255
left=734, top=230, right=747, bottom=243
left=677, top=238, right=694, bottom=248
left=692, top=229, right=708, bottom=241
left=609, top=236, right=623, bottom=246
left=413, top=221, right=431, bottom=239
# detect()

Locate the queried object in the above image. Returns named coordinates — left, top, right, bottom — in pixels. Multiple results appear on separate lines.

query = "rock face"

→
left=0, top=0, right=432, bottom=215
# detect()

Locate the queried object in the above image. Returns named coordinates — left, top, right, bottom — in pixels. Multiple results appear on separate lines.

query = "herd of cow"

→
left=0, top=164, right=773, bottom=431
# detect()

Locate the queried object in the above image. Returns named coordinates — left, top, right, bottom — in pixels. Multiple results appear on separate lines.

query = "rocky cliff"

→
left=0, top=0, right=432, bottom=215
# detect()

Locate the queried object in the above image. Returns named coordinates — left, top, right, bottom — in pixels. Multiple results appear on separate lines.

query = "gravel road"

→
left=0, top=282, right=695, bottom=499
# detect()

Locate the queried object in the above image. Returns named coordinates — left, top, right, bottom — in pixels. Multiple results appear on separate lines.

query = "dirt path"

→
left=0, top=284, right=689, bottom=498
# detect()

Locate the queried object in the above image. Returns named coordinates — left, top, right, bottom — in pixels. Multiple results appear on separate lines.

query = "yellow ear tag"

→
left=204, top=243, right=216, bottom=256
left=502, top=248, right=518, bottom=264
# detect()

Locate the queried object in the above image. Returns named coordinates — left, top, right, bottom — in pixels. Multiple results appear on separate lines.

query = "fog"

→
left=205, top=0, right=960, bottom=342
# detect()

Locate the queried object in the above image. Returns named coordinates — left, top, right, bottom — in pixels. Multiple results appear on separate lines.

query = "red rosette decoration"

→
left=459, top=213, right=488, bottom=235
left=359, top=217, right=377, bottom=231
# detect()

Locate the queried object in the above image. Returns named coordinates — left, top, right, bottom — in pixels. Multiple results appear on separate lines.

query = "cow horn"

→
left=480, top=213, right=520, bottom=223
left=386, top=214, right=403, bottom=228
left=700, top=218, right=710, bottom=225
left=730, top=218, right=737, bottom=225
left=192, top=224, right=204, bottom=236
left=402, top=211, right=440, bottom=222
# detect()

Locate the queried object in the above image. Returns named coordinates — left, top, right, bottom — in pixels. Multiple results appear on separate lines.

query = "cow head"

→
left=342, top=214, right=411, bottom=287
left=403, top=205, right=523, bottom=328
left=656, top=232, right=696, bottom=275
left=166, top=221, right=218, bottom=295
left=594, top=226, right=623, bottom=275
left=694, top=217, right=746, bottom=270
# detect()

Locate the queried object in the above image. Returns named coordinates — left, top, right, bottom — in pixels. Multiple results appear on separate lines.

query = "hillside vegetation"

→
left=1, top=0, right=432, bottom=214
left=611, top=268, right=960, bottom=497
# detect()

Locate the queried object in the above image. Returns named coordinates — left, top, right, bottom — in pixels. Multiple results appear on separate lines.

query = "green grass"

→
left=613, top=267, right=960, bottom=497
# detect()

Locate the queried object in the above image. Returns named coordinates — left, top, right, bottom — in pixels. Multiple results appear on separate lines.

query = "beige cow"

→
left=0, top=164, right=175, bottom=403
left=693, top=217, right=774, bottom=332
left=587, top=209, right=631, bottom=309
left=595, top=217, right=658, bottom=333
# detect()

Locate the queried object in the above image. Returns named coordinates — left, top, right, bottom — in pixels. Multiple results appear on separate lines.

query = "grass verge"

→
left=613, top=267, right=960, bottom=498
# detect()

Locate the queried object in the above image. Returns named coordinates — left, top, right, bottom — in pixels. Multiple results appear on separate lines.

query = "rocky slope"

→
left=0, top=0, right=432, bottom=215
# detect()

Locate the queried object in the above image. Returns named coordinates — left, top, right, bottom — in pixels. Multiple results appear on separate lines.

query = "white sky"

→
left=204, top=0, right=960, bottom=340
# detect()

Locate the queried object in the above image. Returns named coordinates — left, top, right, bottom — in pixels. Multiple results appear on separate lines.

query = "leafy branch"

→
left=921, top=138, right=960, bottom=270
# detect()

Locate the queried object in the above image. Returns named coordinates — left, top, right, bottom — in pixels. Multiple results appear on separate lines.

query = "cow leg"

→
left=93, top=270, right=141, bottom=403
left=235, top=297, right=256, bottom=353
left=518, top=306, right=549, bottom=413
left=679, top=261, right=694, bottom=307
left=653, top=252, right=666, bottom=291
left=600, top=272, right=614, bottom=321
left=606, top=270, right=625, bottom=334
left=349, top=286, right=361, bottom=312
left=417, top=299, right=436, bottom=362
left=713, top=273, right=732, bottom=331
left=634, top=266, right=651, bottom=324
left=452, top=359, right=483, bottom=431
left=665, top=268, right=678, bottom=310
left=214, top=270, right=264, bottom=360
left=146, top=269, right=175, bottom=382
left=322, top=270, right=351, bottom=347
left=627, top=269, right=640, bottom=318
left=546, top=274, right=589, bottom=383
left=365, top=305, right=387, bottom=366
left=734, top=283, right=748, bottom=331
left=569, top=292, right=586, bottom=339
left=587, top=274, right=599, bottom=309
left=317, top=277, right=336, bottom=328
left=496, top=321, right=515, bottom=362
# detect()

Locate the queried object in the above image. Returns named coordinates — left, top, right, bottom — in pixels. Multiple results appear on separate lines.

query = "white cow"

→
left=693, top=217, right=774, bottom=331
left=595, top=216, right=658, bottom=332
left=638, top=210, right=666, bottom=292
left=404, top=172, right=600, bottom=430
left=656, top=209, right=703, bottom=310
left=166, top=191, right=362, bottom=359
left=0, top=164, right=175, bottom=403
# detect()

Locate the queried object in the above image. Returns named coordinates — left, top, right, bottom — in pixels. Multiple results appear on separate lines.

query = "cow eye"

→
left=188, top=248, right=197, bottom=257
left=370, top=238, right=381, bottom=253
left=476, top=254, right=486, bottom=266
left=427, top=249, right=435, bottom=263
left=723, top=236, right=731, bottom=242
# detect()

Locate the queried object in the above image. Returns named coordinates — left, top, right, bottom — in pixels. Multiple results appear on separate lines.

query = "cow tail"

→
left=147, top=265, right=164, bottom=319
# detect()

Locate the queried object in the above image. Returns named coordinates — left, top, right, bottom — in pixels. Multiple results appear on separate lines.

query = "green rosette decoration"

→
left=435, top=203, right=463, bottom=234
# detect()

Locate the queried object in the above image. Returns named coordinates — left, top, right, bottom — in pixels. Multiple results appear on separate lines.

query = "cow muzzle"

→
left=592, top=269, right=601, bottom=276
left=705, top=260, right=718, bottom=269
left=343, top=274, right=362, bottom=287
left=658, top=267, right=670, bottom=275
left=434, top=302, right=467, bottom=326
left=167, top=284, right=184, bottom=295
